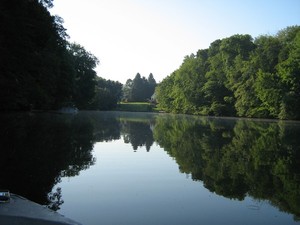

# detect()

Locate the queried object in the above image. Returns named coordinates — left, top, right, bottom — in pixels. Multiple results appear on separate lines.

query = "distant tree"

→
left=91, top=77, right=123, bottom=110
left=147, top=73, right=157, bottom=98
left=125, top=73, right=157, bottom=102
left=131, top=73, right=143, bottom=101
left=122, top=79, right=133, bottom=101
left=131, top=73, right=150, bottom=102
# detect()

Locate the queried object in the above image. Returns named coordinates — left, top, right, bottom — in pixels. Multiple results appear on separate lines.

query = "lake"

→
left=0, top=111, right=299, bottom=225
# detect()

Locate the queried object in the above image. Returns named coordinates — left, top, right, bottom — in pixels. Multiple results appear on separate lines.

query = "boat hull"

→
left=0, top=194, right=82, bottom=225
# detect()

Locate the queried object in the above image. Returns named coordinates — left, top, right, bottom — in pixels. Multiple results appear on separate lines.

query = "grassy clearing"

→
left=117, top=102, right=156, bottom=112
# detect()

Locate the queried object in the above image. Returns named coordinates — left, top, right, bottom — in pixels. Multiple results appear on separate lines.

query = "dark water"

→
left=0, top=111, right=299, bottom=225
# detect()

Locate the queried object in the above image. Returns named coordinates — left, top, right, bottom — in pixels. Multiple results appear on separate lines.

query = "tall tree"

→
left=130, top=73, right=149, bottom=102
left=275, top=27, right=300, bottom=119
left=131, top=73, right=143, bottom=102
left=0, top=0, right=69, bottom=110
left=0, top=0, right=124, bottom=112
left=68, top=43, right=99, bottom=109
left=147, top=73, right=157, bottom=98
left=122, top=79, right=133, bottom=101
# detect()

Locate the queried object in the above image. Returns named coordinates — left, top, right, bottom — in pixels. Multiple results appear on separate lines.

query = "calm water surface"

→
left=0, top=111, right=299, bottom=225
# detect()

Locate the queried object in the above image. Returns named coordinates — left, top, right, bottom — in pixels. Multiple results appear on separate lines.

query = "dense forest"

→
left=156, top=26, right=300, bottom=120
left=0, top=0, right=122, bottom=111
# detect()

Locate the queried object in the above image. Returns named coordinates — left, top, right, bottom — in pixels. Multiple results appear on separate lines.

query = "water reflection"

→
left=0, top=112, right=299, bottom=220
left=0, top=111, right=155, bottom=208
left=0, top=112, right=96, bottom=207
left=154, top=115, right=300, bottom=220
left=48, top=187, right=64, bottom=211
left=121, top=118, right=155, bottom=151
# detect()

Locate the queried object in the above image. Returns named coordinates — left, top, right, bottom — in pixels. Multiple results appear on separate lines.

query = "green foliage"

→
left=0, top=0, right=66, bottom=110
left=156, top=26, right=300, bottom=120
left=155, top=74, right=175, bottom=112
left=68, top=43, right=98, bottom=109
left=91, top=77, right=123, bottom=110
left=0, top=0, right=119, bottom=111
left=123, top=73, right=157, bottom=102
left=122, top=79, right=133, bottom=101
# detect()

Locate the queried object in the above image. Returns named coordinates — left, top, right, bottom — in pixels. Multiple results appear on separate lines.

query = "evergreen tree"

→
left=122, top=79, right=133, bottom=101
left=147, top=73, right=157, bottom=98
left=129, top=73, right=157, bottom=102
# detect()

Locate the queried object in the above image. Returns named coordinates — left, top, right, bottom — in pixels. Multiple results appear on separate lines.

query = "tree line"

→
left=123, top=73, right=157, bottom=102
left=0, top=0, right=122, bottom=111
left=155, top=26, right=300, bottom=120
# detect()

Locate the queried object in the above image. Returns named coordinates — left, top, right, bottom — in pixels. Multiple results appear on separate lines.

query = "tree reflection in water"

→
left=121, top=119, right=154, bottom=151
left=0, top=111, right=299, bottom=220
left=153, top=115, right=300, bottom=221
left=48, top=187, right=64, bottom=211
left=0, top=111, right=154, bottom=209
left=0, top=112, right=97, bottom=208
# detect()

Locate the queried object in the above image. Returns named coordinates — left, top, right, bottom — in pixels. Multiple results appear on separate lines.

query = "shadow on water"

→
left=0, top=111, right=299, bottom=220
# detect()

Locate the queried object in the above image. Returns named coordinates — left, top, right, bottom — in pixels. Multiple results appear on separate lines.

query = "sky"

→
left=50, top=0, right=300, bottom=84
